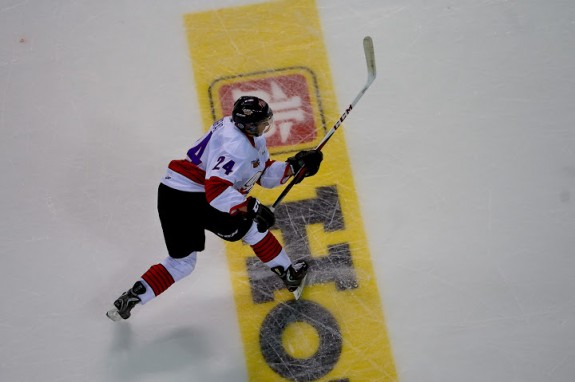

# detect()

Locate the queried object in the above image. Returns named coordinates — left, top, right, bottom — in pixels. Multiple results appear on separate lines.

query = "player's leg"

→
left=242, top=224, right=308, bottom=295
left=107, top=185, right=204, bottom=321
left=202, top=204, right=307, bottom=293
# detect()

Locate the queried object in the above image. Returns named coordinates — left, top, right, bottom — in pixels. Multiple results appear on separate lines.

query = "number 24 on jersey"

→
left=187, top=132, right=236, bottom=175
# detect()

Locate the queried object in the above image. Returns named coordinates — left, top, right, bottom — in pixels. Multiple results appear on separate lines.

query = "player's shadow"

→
left=107, top=325, right=214, bottom=380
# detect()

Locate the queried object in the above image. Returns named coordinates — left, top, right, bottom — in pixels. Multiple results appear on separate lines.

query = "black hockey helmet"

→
left=232, top=96, right=273, bottom=137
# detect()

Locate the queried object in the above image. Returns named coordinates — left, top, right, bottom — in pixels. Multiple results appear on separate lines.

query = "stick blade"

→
left=363, top=36, right=376, bottom=83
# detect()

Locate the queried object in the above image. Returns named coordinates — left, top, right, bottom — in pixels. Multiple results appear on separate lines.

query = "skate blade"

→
left=106, top=307, right=124, bottom=322
left=291, top=273, right=308, bottom=300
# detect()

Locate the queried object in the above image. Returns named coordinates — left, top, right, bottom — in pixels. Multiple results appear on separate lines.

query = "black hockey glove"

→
left=247, top=197, right=275, bottom=233
left=287, top=149, right=324, bottom=184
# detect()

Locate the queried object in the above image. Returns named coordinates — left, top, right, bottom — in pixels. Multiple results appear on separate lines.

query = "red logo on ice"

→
left=218, top=73, right=317, bottom=148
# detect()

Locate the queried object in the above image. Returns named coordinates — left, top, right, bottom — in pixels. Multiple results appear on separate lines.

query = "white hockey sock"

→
left=138, top=252, right=198, bottom=305
left=137, top=279, right=156, bottom=304
left=161, top=252, right=198, bottom=282
left=263, top=248, right=292, bottom=272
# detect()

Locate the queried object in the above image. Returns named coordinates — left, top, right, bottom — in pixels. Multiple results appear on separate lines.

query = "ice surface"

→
left=1, top=0, right=575, bottom=381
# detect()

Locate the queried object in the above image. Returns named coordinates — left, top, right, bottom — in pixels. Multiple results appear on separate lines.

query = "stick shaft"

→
left=271, top=37, right=376, bottom=210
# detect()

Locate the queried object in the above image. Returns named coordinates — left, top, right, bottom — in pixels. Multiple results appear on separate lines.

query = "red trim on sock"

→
left=142, top=264, right=175, bottom=296
left=251, top=232, right=283, bottom=263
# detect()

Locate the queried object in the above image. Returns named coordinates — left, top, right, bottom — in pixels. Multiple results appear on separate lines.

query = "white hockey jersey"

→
left=161, top=117, right=290, bottom=214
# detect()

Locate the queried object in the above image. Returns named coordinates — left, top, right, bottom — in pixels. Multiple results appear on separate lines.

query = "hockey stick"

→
left=270, top=36, right=377, bottom=211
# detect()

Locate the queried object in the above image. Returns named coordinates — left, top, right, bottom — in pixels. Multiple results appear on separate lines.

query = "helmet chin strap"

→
left=245, top=124, right=261, bottom=136
left=235, top=122, right=261, bottom=138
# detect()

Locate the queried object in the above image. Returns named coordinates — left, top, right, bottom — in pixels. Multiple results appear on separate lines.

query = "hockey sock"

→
left=161, top=252, right=198, bottom=282
left=263, top=248, right=292, bottom=271
left=250, top=232, right=292, bottom=271
left=141, top=264, right=175, bottom=298
left=137, top=252, right=198, bottom=304
left=136, top=279, right=156, bottom=304
left=251, top=231, right=282, bottom=263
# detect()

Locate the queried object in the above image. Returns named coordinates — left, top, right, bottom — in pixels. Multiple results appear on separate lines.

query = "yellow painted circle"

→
left=281, top=321, right=320, bottom=359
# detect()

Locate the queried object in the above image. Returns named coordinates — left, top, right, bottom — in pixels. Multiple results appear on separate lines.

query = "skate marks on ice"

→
left=106, top=324, right=242, bottom=381
left=259, top=300, right=343, bottom=382
left=240, top=184, right=393, bottom=381
left=245, top=186, right=354, bottom=381
left=107, top=325, right=204, bottom=380
left=246, top=186, right=358, bottom=305
left=185, top=0, right=396, bottom=380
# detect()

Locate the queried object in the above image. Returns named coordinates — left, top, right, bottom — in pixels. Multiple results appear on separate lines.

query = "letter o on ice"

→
left=259, top=300, right=343, bottom=381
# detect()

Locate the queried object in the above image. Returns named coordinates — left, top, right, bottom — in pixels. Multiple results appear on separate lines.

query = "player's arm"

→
left=258, top=159, right=291, bottom=188
left=233, top=196, right=275, bottom=233
left=259, top=150, right=323, bottom=188
left=286, top=150, right=323, bottom=182
left=206, top=176, right=274, bottom=233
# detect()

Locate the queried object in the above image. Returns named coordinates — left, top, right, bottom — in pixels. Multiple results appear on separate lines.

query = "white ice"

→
left=1, top=1, right=574, bottom=381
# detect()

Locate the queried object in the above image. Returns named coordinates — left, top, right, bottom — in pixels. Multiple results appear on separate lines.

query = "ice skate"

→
left=106, top=281, right=145, bottom=321
left=272, top=260, right=309, bottom=300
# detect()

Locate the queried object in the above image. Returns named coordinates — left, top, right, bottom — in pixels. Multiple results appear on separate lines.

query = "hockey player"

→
left=107, top=96, right=323, bottom=321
